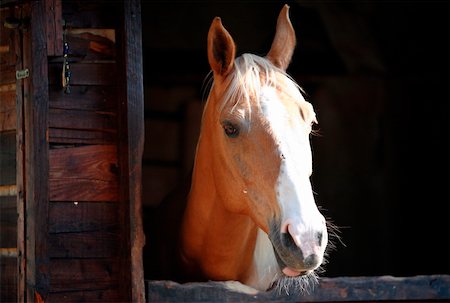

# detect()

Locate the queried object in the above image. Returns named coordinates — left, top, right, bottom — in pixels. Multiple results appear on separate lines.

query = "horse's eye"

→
left=223, top=121, right=240, bottom=138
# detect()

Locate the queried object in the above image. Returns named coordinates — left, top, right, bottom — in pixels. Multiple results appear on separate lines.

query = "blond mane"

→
left=206, top=53, right=305, bottom=120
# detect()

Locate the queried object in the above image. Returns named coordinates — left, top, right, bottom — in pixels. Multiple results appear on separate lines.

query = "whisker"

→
left=272, top=271, right=319, bottom=295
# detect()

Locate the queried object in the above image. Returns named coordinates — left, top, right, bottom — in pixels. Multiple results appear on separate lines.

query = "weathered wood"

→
left=0, top=247, right=18, bottom=257
left=0, top=196, right=16, bottom=248
left=118, top=0, right=145, bottom=301
left=49, top=108, right=116, bottom=131
left=0, top=65, right=15, bottom=84
left=48, top=62, right=117, bottom=86
left=0, top=184, right=17, bottom=196
left=53, top=29, right=116, bottom=61
left=49, top=258, right=119, bottom=292
left=49, top=145, right=118, bottom=180
left=48, top=128, right=116, bottom=144
left=49, top=231, right=119, bottom=258
left=49, top=85, right=117, bottom=111
left=146, top=275, right=450, bottom=302
left=48, top=202, right=118, bottom=233
left=45, top=0, right=63, bottom=56
left=0, top=257, right=17, bottom=303
left=24, top=1, right=50, bottom=299
left=0, top=83, right=16, bottom=92
left=49, top=145, right=119, bottom=201
left=49, top=178, right=119, bottom=202
left=0, top=7, right=16, bottom=67
left=0, top=131, right=16, bottom=185
left=62, top=2, right=119, bottom=29
left=47, top=289, right=121, bottom=303
left=0, top=88, right=16, bottom=132
left=14, top=9, right=26, bottom=301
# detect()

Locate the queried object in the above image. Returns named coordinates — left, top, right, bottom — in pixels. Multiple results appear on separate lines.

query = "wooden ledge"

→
left=146, top=275, right=450, bottom=302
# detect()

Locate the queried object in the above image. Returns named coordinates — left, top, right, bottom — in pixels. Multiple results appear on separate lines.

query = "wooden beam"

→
left=45, top=0, right=62, bottom=56
left=14, top=4, right=26, bottom=301
left=0, top=184, right=17, bottom=197
left=24, top=1, right=50, bottom=301
left=146, top=275, right=450, bottom=302
left=0, top=247, right=18, bottom=257
left=119, top=0, right=145, bottom=302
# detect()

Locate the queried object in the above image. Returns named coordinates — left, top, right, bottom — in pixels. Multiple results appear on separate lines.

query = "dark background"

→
left=141, top=0, right=449, bottom=278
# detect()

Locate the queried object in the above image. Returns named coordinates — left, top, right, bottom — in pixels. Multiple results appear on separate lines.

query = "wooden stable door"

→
left=0, top=4, right=27, bottom=302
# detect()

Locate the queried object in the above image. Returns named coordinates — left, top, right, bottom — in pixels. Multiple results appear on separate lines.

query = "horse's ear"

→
left=208, top=17, right=236, bottom=77
left=266, top=5, right=296, bottom=71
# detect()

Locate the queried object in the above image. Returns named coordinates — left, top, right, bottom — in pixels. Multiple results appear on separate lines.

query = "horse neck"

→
left=180, top=122, right=258, bottom=281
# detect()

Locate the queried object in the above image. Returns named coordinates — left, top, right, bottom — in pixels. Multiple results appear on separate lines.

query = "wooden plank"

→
left=50, top=29, right=116, bottom=61
left=0, top=83, right=16, bottom=92
left=62, top=2, right=119, bottom=29
left=48, top=128, right=116, bottom=144
left=49, top=231, right=119, bottom=258
left=49, top=108, right=116, bottom=132
left=0, top=196, right=16, bottom=248
left=0, top=91, right=16, bottom=131
left=146, top=275, right=450, bottom=302
left=49, top=85, right=117, bottom=111
left=24, top=1, right=50, bottom=299
left=14, top=12, right=26, bottom=300
left=14, top=8, right=26, bottom=300
left=0, top=257, right=17, bottom=303
left=0, top=65, right=15, bottom=85
left=45, top=0, right=63, bottom=56
left=49, top=258, right=119, bottom=292
left=49, top=145, right=119, bottom=202
left=47, top=289, right=121, bottom=302
left=48, top=62, right=117, bottom=86
left=0, top=247, right=17, bottom=257
left=119, top=0, right=146, bottom=301
left=0, top=6, right=16, bottom=67
left=49, top=145, right=117, bottom=181
left=0, top=131, right=16, bottom=185
left=49, top=178, right=119, bottom=202
left=0, top=184, right=17, bottom=196
left=48, top=202, right=118, bottom=233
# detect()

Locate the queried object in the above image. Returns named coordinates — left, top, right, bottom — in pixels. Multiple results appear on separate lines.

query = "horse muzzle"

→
left=269, top=219, right=327, bottom=276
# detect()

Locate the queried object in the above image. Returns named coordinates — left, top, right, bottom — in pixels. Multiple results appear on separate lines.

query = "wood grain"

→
left=49, top=145, right=119, bottom=201
left=50, top=258, right=119, bottom=292
left=146, top=275, right=450, bottom=302
left=49, top=202, right=118, bottom=233
left=49, top=231, right=119, bottom=258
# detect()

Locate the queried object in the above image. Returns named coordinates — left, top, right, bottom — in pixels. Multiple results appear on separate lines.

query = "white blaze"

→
left=259, top=85, right=325, bottom=258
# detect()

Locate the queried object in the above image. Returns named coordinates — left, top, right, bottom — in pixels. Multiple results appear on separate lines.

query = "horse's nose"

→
left=280, top=218, right=327, bottom=262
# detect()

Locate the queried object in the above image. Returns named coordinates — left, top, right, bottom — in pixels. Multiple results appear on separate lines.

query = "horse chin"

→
left=270, top=269, right=319, bottom=295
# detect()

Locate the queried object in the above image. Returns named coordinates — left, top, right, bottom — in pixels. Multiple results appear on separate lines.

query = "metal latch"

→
left=16, top=69, right=29, bottom=80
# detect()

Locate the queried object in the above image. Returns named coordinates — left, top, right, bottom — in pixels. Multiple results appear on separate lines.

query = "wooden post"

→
left=45, top=0, right=63, bottom=56
left=24, top=1, right=50, bottom=301
left=14, top=6, right=26, bottom=300
left=119, top=0, right=146, bottom=301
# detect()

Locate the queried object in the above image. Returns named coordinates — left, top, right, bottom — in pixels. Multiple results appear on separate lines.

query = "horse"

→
left=177, top=5, right=329, bottom=292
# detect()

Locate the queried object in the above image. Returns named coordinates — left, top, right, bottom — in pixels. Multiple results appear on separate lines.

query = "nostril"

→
left=303, top=254, right=320, bottom=269
left=281, top=228, right=298, bottom=251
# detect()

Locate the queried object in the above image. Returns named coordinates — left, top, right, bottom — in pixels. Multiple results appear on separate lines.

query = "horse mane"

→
left=205, top=53, right=305, bottom=121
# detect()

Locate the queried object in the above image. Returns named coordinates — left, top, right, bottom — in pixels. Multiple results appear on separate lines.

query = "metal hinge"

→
left=16, top=69, right=29, bottom=80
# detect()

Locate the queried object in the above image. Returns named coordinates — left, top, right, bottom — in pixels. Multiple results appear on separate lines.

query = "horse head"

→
left=181, top=5, right=328, bottom=291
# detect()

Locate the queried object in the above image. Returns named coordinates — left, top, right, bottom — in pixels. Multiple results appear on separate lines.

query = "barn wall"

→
left=1, top=1, right=144, bottom=302
left=0, top=4, right=25, bottom=302
left=45, top=2, right=125, bottom=301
